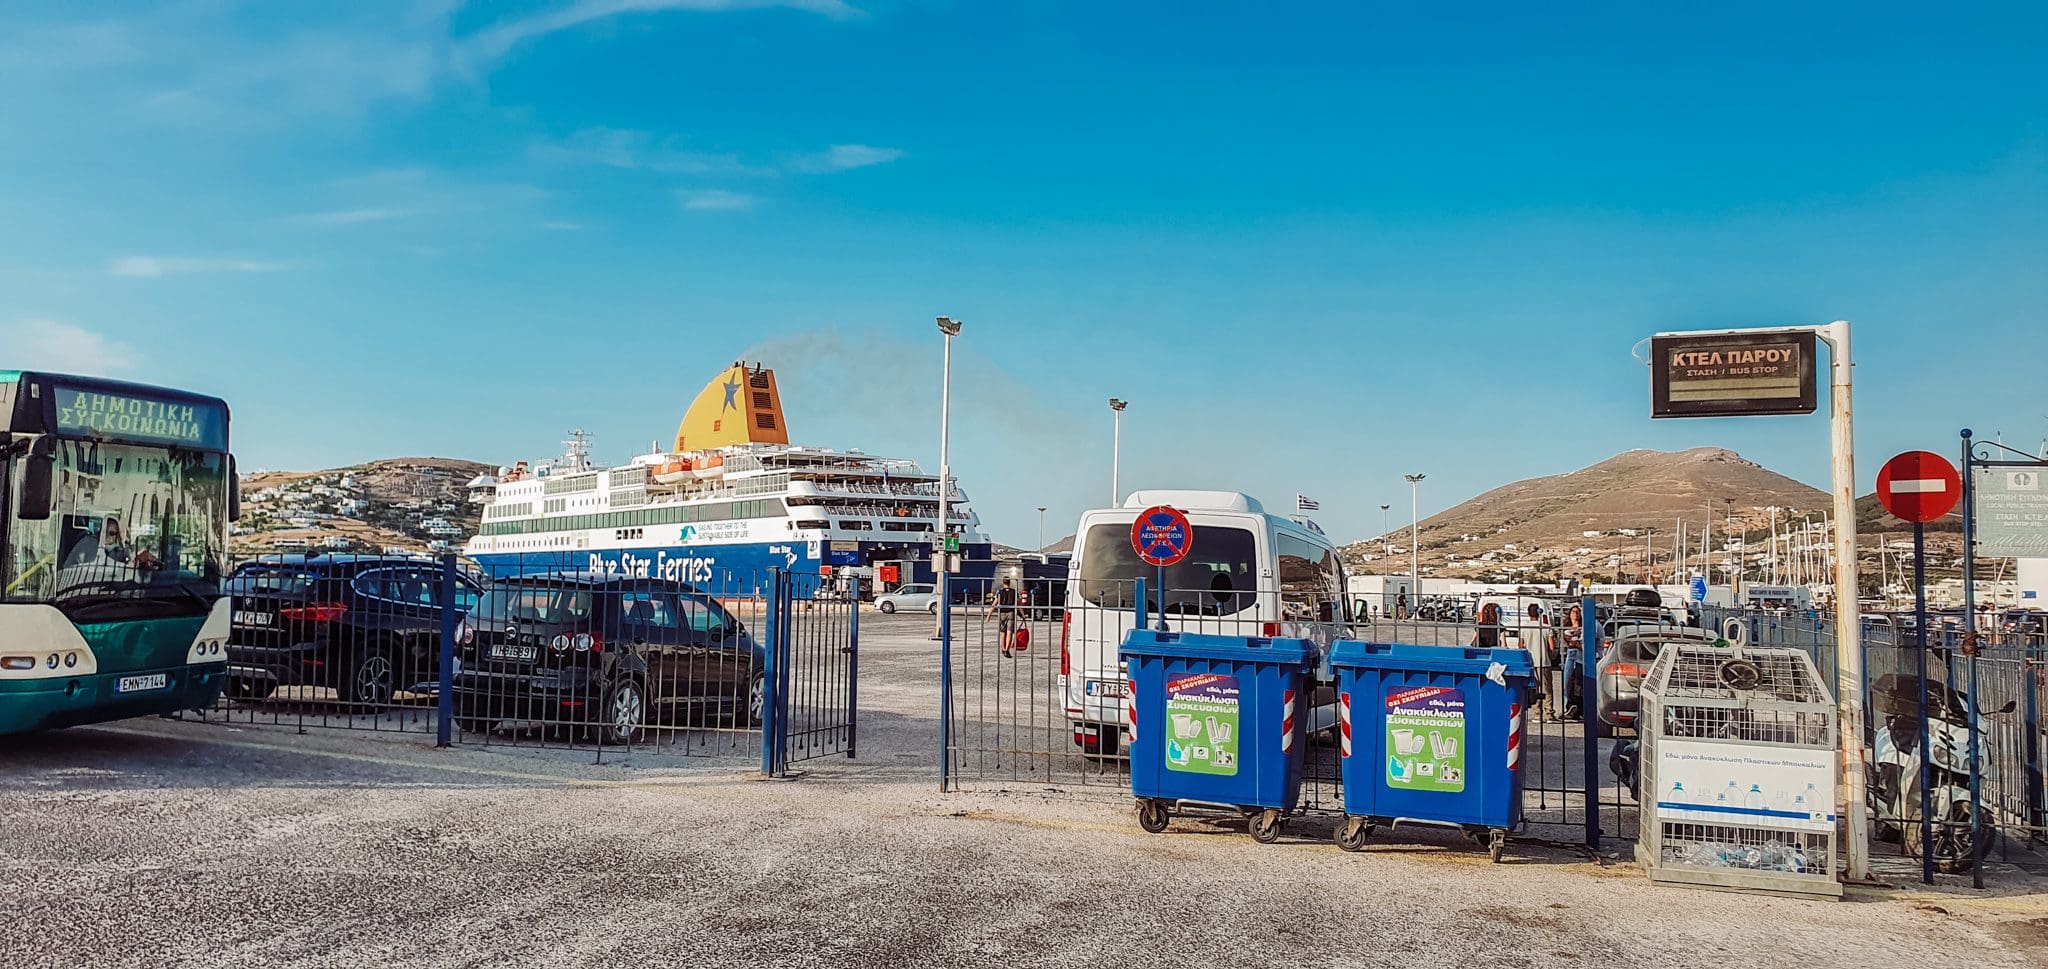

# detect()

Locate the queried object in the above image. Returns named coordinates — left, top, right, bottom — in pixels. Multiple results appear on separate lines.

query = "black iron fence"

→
left=197, top=553, right=856, bottom=771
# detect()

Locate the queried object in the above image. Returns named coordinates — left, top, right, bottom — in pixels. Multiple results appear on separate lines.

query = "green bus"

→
left=0, top=371, right=238, bottom=734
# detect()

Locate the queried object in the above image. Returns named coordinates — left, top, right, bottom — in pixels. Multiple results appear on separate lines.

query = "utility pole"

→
left=933, top=316, right=961, bottom=641
left=1405, top=474, right=1426, bottom=599
left=1380, top=504, right=1391, bottom=559
left=1108, top=398, right=1127, bottom=506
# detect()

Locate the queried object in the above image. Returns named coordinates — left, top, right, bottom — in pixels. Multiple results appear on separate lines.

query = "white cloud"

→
left=530, top=127, right=764, bottom=176
left=678, top=189, right=757, bottom=211
left=788, top=144, right=904, bottom=173
left=108, top=256, right=285, bottom=277
left=463, top=1, right=861, bottom=66
left=0, top=320, right=136, bottom=377
left=292, top=207, right=419, bottom=226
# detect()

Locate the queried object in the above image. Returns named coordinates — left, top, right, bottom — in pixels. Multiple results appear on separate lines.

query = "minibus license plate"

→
left=1087, top=678, right=1127, bottom=698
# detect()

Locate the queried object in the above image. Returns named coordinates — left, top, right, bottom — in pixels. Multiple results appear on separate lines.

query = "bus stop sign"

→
left=1131, top=506, right=1194, bottom=567
left=1877, top=450, right=1961, bottom=524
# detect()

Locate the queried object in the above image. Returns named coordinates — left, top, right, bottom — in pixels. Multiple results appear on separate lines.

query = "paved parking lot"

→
left=4, top=610, right=2046, bottom=968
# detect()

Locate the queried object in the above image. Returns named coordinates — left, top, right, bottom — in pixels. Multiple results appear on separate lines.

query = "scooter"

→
left=1867, top=672, right=2012, bottom=875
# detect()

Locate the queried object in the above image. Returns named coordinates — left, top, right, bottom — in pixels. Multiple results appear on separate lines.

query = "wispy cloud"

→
left=463, top=1, right=861, bottom=67
left=533, top=129, right=906, bottom=181
left=787, top=144, right=904, bottom=173
left=107, top=256, right=286, bottom=277
left=292, top=207, right=419, bottom=226
left=0, top=320, right=136, bottom=376
left=678, top=189, right=758, bottom=211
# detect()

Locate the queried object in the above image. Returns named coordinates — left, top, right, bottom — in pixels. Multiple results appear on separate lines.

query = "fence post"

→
left=938, top=569, right=952, bottom=791
left=761, top=569, right=783, bottom=777
left=1582, top=594, right=1601, bottom=852
left=847, top=575, right=860, bottom=760
left=437, top=554, right=457, bottom=749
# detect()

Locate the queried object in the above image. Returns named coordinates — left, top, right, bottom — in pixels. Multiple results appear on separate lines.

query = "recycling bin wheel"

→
left=1248, top=809, right=1284, bottom=844
left=1488, top=828, right=1507, bottom=863
left=1136, top=799, right=1171, bottom=834
left=1335, top=816, right=1374, bottom=853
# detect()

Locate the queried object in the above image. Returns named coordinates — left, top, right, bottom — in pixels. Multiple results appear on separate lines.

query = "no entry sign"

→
left=1130, top=506, right=1194, bottom=567
left=1877, top=450, right=1962, bottom=524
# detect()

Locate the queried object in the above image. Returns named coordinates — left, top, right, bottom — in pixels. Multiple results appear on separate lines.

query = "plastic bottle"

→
left=1743, top=784, right=1766, bottom=811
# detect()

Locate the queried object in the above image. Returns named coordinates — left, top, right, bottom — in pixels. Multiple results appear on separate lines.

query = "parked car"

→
left=1594, top=624, right=1715, bottom=737
left=875, top=583, right=940, bottom=615
left=449, top=573, right=762, bottom=744
left=225, top=554, right=482, bottom=706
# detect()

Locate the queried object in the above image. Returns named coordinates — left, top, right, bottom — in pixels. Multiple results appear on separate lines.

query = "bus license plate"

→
left=489, top=644, right=538, bottom=662
left=233, top=610, right=273, bottom=626
left=117, top=674, right=169, bottom=693
left=1086, top=678, right=1127, bottom=699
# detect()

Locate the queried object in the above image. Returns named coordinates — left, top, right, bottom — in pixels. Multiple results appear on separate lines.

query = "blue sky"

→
left=3, top=1, right=2043, bottom=547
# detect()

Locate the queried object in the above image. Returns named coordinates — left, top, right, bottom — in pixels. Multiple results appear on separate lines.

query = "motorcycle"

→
left=1867, top=671, right=2012, bottom=874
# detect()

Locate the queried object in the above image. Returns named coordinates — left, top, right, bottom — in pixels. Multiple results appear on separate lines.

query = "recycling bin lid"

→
left=1328, top=640, right=1534, bottom=677
left=1120, top=629, right=1319, bottom=666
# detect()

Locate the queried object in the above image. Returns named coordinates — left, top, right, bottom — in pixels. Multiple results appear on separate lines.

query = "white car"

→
left=875, top=584, right=940, bottom=615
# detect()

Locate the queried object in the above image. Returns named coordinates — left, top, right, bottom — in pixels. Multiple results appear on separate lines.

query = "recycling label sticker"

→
left=1386, top=685, right=1466, bottom=792
left=1164, top=673, right=1239, bottom=776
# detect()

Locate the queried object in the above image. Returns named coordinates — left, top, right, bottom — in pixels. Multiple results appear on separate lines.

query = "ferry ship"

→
left=463, top=362, right=993, bottom=594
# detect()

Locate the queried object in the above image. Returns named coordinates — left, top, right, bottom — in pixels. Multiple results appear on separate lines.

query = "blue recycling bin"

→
left=1121, top=630, right=1320, bottom=843
left=1329, top=641, right=1535, bottom=861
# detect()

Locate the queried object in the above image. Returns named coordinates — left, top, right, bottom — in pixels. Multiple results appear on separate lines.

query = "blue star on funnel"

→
left=722, top=376, right=740, bottom=411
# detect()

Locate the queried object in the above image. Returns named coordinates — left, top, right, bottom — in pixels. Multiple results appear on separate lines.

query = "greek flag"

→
left=1295, top=494, right=1320, bottom=512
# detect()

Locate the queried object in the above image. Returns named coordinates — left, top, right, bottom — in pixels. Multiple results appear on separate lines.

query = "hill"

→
left=235, top=457, right=491, bottom=557
left=1344, top=448, right=1850, bottom=582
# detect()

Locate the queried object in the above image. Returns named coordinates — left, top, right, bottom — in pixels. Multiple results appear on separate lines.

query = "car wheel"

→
left=598, top=678, right=646, bottom=746
left=341, top=646, right=398, bottom=707
left=928, top=601, right=939, bottom=615
left=744, top=674, right=766, bottom=727
left=879, top=601, right=896, bottom=615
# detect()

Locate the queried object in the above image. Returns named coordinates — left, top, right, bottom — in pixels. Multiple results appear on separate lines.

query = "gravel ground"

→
left=3, top=611, right=2045, bottom=969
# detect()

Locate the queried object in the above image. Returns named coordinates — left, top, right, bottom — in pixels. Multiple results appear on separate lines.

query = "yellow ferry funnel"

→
left=674, top=362, right=788, bottom=452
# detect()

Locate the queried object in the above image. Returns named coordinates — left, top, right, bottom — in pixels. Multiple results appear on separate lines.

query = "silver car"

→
left=874, top=583, right=940, bottom=615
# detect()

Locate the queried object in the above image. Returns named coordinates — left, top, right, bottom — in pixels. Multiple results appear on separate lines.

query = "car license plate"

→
left=233, top=610, right=273, bottom=626
left=117, top=673, right=168, bottom=693
left=489, top=643, right=538, bottom=662
left=1086, top=678, right=1127, bottom=698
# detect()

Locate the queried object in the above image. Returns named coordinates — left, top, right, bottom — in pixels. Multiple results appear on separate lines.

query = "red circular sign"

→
left=1877, top=450, right=1962, bottom=524
left=1130, top=506, right=1194, bottom=567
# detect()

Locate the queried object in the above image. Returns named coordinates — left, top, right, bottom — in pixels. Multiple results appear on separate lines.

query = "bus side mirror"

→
left=17, top=438, right=55, bottom=521
left=229, top=457, right=242, bottom=522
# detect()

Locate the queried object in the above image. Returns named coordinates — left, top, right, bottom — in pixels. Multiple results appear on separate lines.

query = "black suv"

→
left=450, top=573, right=763, bottom=745
left=225, top=554, right=482, bottom=707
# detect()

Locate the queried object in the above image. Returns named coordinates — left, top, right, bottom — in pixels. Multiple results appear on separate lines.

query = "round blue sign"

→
left=1130, top=506, right=1194, bottom=567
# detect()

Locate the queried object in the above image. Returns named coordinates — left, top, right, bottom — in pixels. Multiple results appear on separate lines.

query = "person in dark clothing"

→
left=1558, top=604, right=1586, bottom=720
left=991, top=578, right=1021, bottom=657
left=1471, top=602, right=1504, bottom=649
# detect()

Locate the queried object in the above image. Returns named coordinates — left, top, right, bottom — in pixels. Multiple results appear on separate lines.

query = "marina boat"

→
left=463, top=362, right=993, bottom=595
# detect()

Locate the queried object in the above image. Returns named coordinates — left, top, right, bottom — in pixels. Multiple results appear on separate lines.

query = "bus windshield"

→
left=4, top=439, right=230, bottom=613
left=1075, top=522, right=1258, bottom=615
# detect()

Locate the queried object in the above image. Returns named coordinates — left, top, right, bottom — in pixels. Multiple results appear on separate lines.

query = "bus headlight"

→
left=1, top=657, right=34, bottom=671
left=47, top=654, right=60, bottom=669
left=64, top=652, right=78, bottom=668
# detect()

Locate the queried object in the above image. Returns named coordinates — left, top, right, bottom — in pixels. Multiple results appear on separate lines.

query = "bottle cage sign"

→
left=1131, top=506, right=1194, bottom=567
left=1650, top=330, right=1818, bottom=418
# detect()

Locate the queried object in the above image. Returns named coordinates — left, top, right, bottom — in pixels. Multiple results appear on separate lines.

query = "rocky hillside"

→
left=234, top=457, right=492, bottom=558
left=1342, top=447, right=1970, bottom=584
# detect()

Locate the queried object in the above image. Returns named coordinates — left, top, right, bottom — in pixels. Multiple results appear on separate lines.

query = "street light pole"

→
left=1108, top=398, right=1127, bottom=506
left=1380, top=503, right=1391, bottom=558
left=1405, top=474, right=1426, bottom=600
left=1036, top=506, right=1046, bottom=552
left=934, top=317, right=961, bottom=640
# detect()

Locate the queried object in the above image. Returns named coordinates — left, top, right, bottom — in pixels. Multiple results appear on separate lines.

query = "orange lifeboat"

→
left=651, top=457, right=693, bottom=485
left=693, top=454, right=726, bottom=479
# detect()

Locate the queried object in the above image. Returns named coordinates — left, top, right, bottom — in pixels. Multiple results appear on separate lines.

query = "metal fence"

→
left=939, top=579, right=1624, bottom=849
left=1703, top=606, right=2048, bottom=859
left=196, top=553, right=856, bottom=771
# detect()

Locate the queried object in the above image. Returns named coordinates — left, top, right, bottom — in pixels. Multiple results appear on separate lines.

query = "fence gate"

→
left=761, top=570, right=859, bottom=775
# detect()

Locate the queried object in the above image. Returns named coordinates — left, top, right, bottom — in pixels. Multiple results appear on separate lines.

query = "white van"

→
left=1059, top=490, right=1348, bottom=757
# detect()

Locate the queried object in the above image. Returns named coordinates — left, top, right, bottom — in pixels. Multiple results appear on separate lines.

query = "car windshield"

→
left=1075, top=522, right=1257, bottom=615
left=477, top=584, right=594, bottom=624
left=4, top=439, right=231, bottom=615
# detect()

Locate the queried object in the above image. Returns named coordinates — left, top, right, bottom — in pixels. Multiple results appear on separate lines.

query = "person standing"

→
left=1523, top=602, right=1550, bottom=710
left=1557, top=603, right=1586, bottom=721
left=1395, top=591, right=1409, bottom=621
left=991, top=578, right=1021, bottom=657
left=1471, top=602, right=1504, bottom=648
